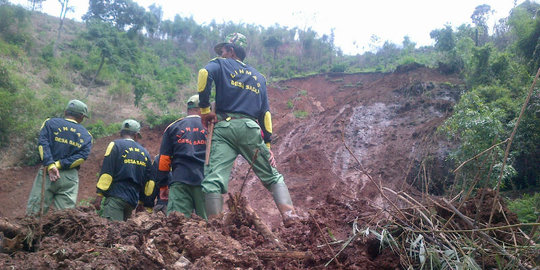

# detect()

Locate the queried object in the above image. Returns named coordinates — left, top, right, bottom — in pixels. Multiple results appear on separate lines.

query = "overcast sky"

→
left=8, top=0, right=535, bottom=55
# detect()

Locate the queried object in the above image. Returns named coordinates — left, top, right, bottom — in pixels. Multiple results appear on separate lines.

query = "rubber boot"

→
left=204, top=193, right=223, bottom=219
left=270, top=182, right=299, bottom=227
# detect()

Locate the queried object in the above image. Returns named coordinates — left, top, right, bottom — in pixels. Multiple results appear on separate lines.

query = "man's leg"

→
left=190, top=185, right=207, bottom=219
left=52, top=169, right=79, bottom=210
left=202, top=121, right=238, bottom=218
left=100, top=196, right=130, bottom=221
left=167, top=183, right=194, bottom=218
left=26, top=169, right=54, bottom=216
left=237, top=119, right=298, bottom=227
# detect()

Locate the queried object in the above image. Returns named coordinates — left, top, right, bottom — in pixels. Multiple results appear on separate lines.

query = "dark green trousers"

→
left=167, top=182, right=206, bottom=219
left=202, top=117, right=284, bottom=194
left=26, top=168, right=79, bottom=216
left=100, top=196, right=134, bottom=221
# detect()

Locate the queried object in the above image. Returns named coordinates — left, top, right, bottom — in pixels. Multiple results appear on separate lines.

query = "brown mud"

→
left=1, top=65, right=487, bottom=269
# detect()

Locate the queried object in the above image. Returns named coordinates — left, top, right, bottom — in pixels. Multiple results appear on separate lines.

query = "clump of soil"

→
left=0, top=193, right=400, bottom=269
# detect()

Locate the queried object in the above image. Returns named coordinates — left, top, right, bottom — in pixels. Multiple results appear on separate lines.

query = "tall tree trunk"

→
left=52, top=0, right=69, bottom=56
left=85, top=54, right=105, bottom=98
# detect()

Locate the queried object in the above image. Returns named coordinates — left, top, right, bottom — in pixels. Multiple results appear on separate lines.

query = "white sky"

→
left=9, top=0, right=536, bottom=55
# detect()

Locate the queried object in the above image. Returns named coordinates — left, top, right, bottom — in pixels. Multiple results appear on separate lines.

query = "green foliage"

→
left=0, top=4, right=32, bottom=48
left=440, top=88, right=513, bottom=187
left=507, top=193, right=540, bottom=235
left=143, top=109, right=183, bottom=128
left=507, top=1, right=540, bottom=74
left=67, top=53, right=85, bottom=70
left=293, top=110, right=308, bottom=118
left=330, top=63, right=347, bottom=72
left=430, top=25, right=456, bottom=52
left=286, top=99, right=294, bottom=109
left=86, top=120, right=121, bottom=139
left=0, top=65, right=18, bottom=146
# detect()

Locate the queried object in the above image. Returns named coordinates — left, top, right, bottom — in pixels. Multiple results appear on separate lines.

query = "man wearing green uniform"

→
left=93, top=119, right=155, bottom=221
left=26, top=99, right=93, bottom=216
left=198, top=33, right=298, bottom=226
left=157, top=95, right=207, bottom=218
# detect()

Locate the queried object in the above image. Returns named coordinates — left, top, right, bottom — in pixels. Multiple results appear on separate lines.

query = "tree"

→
left=471, top=4, right=493, bottom=46
left=84, top=0, right=146, bottom=33
left=507, top=0, right=540, bottom=73
left=84, top=20, right=116, bottom=96
left=27, top=0, right=45, bottom=11
left=53, top=0, right=74, bottom=55
left=263, top=35, right=282, bottom=61
left=144, top=4, right=162, bottom=39
left=430, top=25, right=455, bottom=52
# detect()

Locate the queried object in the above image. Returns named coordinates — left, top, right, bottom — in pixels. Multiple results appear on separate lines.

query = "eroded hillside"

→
left=0, top=65, right=468, bottom=269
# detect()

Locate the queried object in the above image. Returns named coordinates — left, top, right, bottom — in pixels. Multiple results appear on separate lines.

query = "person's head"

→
left=64, top=99, right=89, bottom=123
left=214, top=32, right=247, bottom=61
left=186, top=94, right=200, bottom=115
left=120, top=119, right=141, bottom=139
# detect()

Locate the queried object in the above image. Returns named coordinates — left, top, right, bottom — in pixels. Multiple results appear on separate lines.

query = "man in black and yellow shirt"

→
left=26, top=99, right=93, bottom=216
left=93, top=119, right=155, bottom=221
left=157, top=95, right=207, bottom=218
left=198, top=33, right=298, bottom=227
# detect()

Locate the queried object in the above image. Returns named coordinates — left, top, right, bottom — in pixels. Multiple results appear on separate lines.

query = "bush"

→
left=86, top=120, right=121, bottom=139
left=330, top=63, right=347, bottom=73
left=144, top=109, right=183, bottom=128
left=68, top=53, right=85, bottom=70
left=507, top=192, right=540, bottom=235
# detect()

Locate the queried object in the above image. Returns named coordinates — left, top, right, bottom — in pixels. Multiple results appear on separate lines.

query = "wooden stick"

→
left=309, top=211, right=342, bottom=267
left=489, top=67, right=540, bottom=227
left=205, top=121, right=214, bottom=165
left=442, top=198, right=529, bottom=270
left=228, top=194, right=286, bottom=250
left=452, top=138, right=508, bottom=173
left=239, top=149, right=259, bottom=195
left=255, top=250, right=312, bottom=259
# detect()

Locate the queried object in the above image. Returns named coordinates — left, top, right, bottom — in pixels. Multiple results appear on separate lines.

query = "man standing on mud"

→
left=198, top=33, right=298, bottom=226
left=157, top=95, right=207, bottom=219
left=26, top=99, right=93, bottom=216
left=93, top=119, right=155, bottom=221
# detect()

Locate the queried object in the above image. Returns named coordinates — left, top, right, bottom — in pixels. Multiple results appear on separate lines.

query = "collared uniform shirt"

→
left=158, top=115, right=206, bottom=186
left=38, top=117, right=93, bottom=170
left=96, top=138, right=154, bottom=207
left=198, top=57, right=273, bottom=144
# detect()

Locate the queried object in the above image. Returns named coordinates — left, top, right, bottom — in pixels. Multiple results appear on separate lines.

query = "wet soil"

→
left=0, top=66, right=470, bottom=269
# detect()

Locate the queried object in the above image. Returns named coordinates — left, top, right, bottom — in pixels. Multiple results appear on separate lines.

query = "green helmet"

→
left=187, top=95, right=200, bottom=109
left=65, top=99, right=89, bottom=118
left=214, top=32, right=247, bottom=55
left=121, top=119, right=141, bottom=134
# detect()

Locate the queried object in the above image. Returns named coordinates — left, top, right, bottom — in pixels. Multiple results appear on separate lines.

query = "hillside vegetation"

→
left=0, top=0, right=539, bottom=217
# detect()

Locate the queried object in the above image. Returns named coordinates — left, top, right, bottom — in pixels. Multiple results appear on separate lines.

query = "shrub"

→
left=144, top=110, right=183, bottom=128
left=507, top=192, right=540, bottom=235
left=86, top=120, right=121, bottom=139
left=293, top=110, right=308, bottom=118
left=330, top=63, right=347, bottom=73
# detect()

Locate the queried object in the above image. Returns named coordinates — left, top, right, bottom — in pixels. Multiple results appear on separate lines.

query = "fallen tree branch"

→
left=228, top=193, right=286, bottom=250
left=442, top=199, right=529, bottom=270
left=255, top=250, right=312, bottom=260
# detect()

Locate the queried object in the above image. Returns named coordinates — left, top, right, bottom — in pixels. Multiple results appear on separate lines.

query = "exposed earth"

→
left=1, top=65, right=508, bottom=269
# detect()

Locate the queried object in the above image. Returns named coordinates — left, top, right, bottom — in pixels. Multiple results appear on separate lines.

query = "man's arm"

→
left=59, top=133, right=92, bottom=169
left=96, top=142, right=117, bottom=195
left=139, top=150, right=156, bottom=210
left=198, top=61, right=219, bottom=127
left=38, top=119, right=55, bottom=167
left=258, top=85, right=273, bottom=148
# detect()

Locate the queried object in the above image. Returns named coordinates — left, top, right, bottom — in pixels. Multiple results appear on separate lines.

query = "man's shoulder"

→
left=164, top=117, right=185, bottom=132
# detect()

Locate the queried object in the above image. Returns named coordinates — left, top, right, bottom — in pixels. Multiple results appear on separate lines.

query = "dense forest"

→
left=0, top=0, right=539, bottom=230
